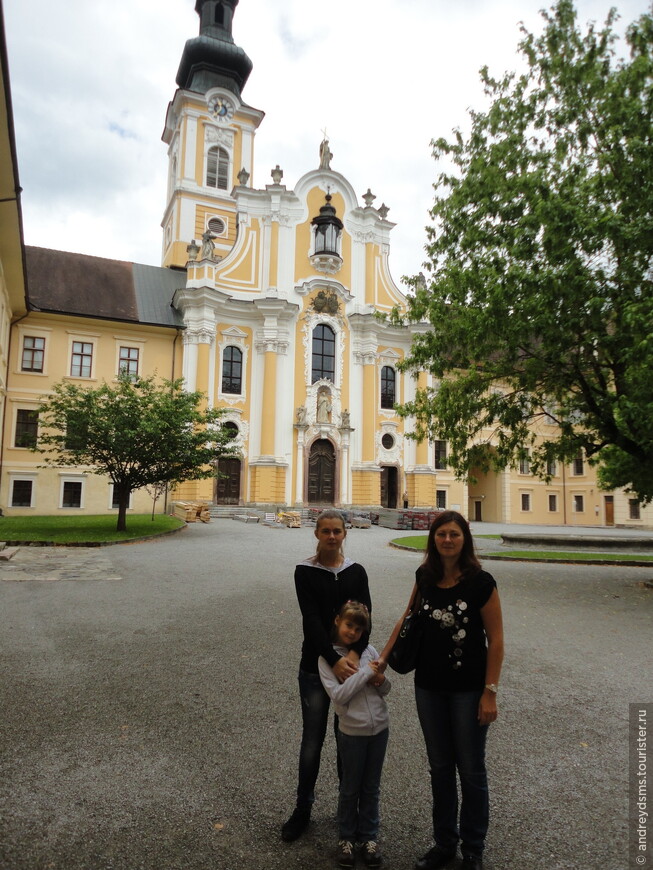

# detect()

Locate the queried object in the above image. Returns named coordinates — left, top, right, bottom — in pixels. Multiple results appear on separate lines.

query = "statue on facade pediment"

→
left=319, top=136, right=333, bottom=170
left=340, top=409, right=350, bottom=429
left=200, top=231, right=215, bottom=260
left=296, top=405, right=307, bottom=426
left=317, top=390, right=332, bottom=424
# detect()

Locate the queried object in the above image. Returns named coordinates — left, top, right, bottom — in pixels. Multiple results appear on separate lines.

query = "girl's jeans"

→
left=415, top=687, right=489, bottom=858
left=336, top=728, right=389, bottom=842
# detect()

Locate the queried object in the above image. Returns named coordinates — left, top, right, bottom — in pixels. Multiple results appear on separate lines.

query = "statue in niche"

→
left=316, top=390, right=332, bottom=424
left=200, top=231, right=215, bottom=260
left=340, top=409, right=350, bottom=429
left=296, top=405, right=307, bottom=426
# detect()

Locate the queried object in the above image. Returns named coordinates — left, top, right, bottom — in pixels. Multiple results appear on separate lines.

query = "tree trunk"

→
left=116, top=485, right=130, bottom=532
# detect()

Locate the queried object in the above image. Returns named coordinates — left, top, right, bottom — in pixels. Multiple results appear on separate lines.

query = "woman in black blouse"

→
left=379, top=511, right=504, bottom=870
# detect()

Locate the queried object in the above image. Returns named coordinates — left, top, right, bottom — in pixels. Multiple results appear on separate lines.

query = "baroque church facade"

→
left=0, top=0, right=649, bottom=528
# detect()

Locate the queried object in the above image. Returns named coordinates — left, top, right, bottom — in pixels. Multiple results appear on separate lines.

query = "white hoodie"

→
left=318, top=643, right=391, bottom=737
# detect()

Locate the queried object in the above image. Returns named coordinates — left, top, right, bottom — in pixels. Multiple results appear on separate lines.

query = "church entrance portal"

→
left=308, top=439, right=336, bottom=504
left=380, top=466, right=398, bottom=509
left=216, top=457, right=241, bottom=504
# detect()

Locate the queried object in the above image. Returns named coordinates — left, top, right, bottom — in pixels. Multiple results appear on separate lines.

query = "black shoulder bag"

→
left=388, top=587, right=423, bottom=675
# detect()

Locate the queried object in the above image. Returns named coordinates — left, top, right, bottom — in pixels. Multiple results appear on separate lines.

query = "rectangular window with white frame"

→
left=436, top=490, right=447, bottom=509
left=521, top=492, right=531, bottom=511
left=546, top=458, right=557, bottom=477
left=519, top=452, right=530, bottom=475
left=11, top=478, right=35, bottom=508
left=434, top=441, right=448, bottom=470
left=548, top=493, right=558, bottom=512
left=573, top=452, right=584, bottom=475
left=70, top=340, right=94, bottom=378
left=21, top=336, right=45, bottom=372
left=60, top=478, right=84, bottom=509
left=118, top=346, right=140, bottom=379
left=14, top=409, right=39, bottom=448
left=629, top=499, right=641, bottom=520
left=573, top=494, right=584, bottom=513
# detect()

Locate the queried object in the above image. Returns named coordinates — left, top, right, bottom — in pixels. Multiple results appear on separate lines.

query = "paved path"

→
left=1, top=521, right=652, bottom=870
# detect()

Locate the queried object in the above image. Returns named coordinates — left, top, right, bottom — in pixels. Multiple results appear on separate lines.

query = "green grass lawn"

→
left=390, top=535, right=653, bottom=562
left=497, top=549, right=653, bottom=562
left=0, top=514, right=185, bottom=544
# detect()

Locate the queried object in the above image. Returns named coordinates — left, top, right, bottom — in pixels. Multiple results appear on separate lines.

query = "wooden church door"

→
left=308, top=439, right=336, bottom=504
left=216, top=457, right=241, bottom=504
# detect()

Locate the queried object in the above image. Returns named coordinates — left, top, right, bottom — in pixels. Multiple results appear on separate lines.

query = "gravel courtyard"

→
left=1, top=520, right=651, bottom=870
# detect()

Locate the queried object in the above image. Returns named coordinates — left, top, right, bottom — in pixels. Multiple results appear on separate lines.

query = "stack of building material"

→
left=279, top=511, right=302, bottom=528
left=172, top=502, right=211, bottom=523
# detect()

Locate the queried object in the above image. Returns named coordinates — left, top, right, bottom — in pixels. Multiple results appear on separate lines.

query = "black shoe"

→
left=281, top=807, right=311, bottom=842
left=414, top=845, right=456, bottom=870
left=360, top=840, right=383, bottom=868
left=461, top=856, right=483, bottom=870
left=337, top=839, right=355, bottom=868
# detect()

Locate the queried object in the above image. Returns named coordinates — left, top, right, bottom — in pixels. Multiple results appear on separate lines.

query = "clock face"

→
left=208, top=95, right=234, bottom=123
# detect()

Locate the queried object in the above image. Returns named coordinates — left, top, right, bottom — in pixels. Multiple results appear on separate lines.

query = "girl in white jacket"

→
left=319, top=601, right=391, bottom=869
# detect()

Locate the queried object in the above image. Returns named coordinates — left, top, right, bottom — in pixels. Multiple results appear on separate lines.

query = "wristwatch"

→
left=484, top=683, right=499, bottom=693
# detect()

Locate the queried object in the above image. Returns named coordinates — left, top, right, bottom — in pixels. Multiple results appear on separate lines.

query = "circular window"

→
left=208, top=217, right=226, bottom=235
left=381, top=433, right=394, bottom=449
left=223, top=421, right=239, bottom=438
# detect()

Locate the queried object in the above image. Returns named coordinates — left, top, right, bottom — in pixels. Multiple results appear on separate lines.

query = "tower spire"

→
left=176, top=0, right=253, bottom=97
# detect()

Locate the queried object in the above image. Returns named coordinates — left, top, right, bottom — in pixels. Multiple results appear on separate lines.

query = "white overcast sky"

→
left=3, top=0, right=649, bottom=285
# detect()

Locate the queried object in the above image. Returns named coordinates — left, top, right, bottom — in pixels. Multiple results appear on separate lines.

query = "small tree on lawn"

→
left=36, top=375, right=236, bottom=531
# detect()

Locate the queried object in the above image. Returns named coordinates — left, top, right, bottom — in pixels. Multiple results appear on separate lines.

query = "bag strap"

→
left=406, top=583, right=422, bottom=615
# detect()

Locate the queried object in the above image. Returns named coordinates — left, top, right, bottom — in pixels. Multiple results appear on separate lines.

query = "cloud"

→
left=4, top=0, right=649, bottom=282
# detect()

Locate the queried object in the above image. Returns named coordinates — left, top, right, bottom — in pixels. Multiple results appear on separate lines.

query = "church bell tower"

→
left=161, top=0, right=264, bottom=268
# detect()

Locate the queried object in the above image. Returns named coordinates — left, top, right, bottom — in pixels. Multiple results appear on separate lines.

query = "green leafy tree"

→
left=395, top=0, right=653, bottom=502
left=36, top=376, right=236, bottom=531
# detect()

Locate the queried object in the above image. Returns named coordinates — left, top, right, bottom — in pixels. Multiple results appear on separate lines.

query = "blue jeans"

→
left=415, top=687, right=489, bottom=858
left=295, top=670, right=339, bottom=809
left=337, top=728, right=389, bottom=842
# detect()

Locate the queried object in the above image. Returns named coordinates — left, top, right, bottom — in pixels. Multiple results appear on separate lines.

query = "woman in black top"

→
left=281, top=510, right=372, bottom=844
left=379, top=511, right=503, bottom=870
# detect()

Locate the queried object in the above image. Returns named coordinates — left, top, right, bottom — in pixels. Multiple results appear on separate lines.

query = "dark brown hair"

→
left=420, top=510, right=481, bottom=584
left=332, top=600, right=371, bottom=641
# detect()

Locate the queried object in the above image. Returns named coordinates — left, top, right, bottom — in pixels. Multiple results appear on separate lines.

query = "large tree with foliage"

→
left=395, top=0, right=653, bottom=502
left=36, top=376, right=236, bottom=530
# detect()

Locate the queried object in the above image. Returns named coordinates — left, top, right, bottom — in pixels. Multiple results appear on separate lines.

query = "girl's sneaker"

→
left=337, top=839, right=355, bottom=868
left=361, top=841, right=383, bottom=868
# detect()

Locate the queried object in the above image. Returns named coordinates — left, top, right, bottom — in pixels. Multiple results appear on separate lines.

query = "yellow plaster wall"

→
left=249, top=464, right=286, bottom=503
left=407, top=472, right=437, bottom=507
left=351, top=469, right=380, bottom=505
left=1, top=313, right=180, bottom=516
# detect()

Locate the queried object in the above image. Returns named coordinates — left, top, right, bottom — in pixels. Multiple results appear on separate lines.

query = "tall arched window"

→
left=312, top=324, right=335, bottom=383
left=380, top=366, right=396, bottom=409
left=207, top=146, right=229, bottom=190
left=222, top=346, right=242, bottom=394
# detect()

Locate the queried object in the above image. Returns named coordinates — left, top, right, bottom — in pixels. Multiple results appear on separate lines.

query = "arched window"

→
left=214, top=3, right=225, bottom=26
left=207, top=146, right=229, bottom=190
left=222, top=346, right=242, bottom=394
left=380, top=366, right=396, bottom=409
left=312, top=324, right=335, bottom=383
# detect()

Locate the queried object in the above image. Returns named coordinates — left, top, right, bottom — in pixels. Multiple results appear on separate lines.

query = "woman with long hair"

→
left=379, top=511, right=504, bottom=870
